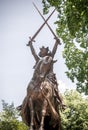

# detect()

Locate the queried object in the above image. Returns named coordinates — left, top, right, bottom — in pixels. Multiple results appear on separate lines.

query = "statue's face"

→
left=39, top=48, right=48, bottom=57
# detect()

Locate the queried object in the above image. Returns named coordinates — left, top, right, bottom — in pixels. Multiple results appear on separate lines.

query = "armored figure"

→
left=28, top=39, right=65, bottom=107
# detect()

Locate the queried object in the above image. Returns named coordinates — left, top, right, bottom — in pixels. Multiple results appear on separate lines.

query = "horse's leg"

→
left=29, top=98, right=34, bottom=130
left=58, top=112, right=61, bottom=130
left=39, top=99, right=47, bottom=130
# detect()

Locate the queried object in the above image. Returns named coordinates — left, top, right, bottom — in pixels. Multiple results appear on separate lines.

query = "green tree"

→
left=0, top=100, right=28, bottom=130
left=42, top=0, right=88, bottom=94
left=61, top=90, right=88, bottom=130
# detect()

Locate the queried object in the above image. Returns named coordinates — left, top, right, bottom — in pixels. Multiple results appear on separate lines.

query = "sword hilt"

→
left=54, top=37, right=61, bottom=45
left=26, top=37, right=35, bottom=46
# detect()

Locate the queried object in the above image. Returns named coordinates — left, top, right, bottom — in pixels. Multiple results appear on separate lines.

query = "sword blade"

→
left=27, top=8, right=55, bottom=46
left=33, top=2, right=61, bottom=45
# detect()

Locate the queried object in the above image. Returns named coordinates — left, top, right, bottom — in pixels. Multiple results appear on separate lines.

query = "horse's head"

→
left=39, top=56, right=55, bottom=78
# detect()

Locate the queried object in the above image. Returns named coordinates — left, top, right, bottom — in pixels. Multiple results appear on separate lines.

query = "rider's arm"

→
left=51, top=39, right=60, bottom=58
left=29, top=42, right=39, bottom=62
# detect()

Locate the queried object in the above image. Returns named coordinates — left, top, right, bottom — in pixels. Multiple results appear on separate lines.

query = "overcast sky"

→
left=0, top=0, right=75, bottom=110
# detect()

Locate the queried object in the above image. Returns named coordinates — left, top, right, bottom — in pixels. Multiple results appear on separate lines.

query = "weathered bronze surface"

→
left=18, top=8, right=65, bottom=130
left=21, top=56, right=61, bottom=130
left=18, top=39, right=65, bottom=130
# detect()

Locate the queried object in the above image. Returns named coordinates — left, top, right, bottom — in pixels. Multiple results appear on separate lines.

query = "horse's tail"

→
left=21, top=97, right=31, bottom=126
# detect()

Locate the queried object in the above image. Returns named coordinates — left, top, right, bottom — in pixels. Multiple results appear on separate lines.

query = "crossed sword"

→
left=27, top=3, right=61, bottom=46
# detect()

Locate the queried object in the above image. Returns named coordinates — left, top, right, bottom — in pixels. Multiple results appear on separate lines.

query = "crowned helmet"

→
left=38, top=46, right=51, bottom=57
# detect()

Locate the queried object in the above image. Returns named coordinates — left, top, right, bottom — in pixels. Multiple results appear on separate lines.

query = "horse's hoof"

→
left=39, top=127, right=44, bottom=130
left=29, top=129, right=33, bottom=130
left=29, top=126, right=33, bottom=130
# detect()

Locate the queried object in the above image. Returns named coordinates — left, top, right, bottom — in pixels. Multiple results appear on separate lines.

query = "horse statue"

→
left=18, top=55, right=62, bottom=130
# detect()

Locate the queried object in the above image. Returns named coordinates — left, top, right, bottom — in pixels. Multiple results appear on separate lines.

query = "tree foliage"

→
left=0, top=92, right=88, bottom=130
left=61, top=90, right=88, bottom=130
left=42, top=0, right=88, bottom=95
left=0, top=100, right=28, bottom=130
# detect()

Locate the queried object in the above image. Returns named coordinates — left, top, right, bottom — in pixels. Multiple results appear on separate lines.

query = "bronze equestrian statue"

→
left=17, top=39, right=65, bottom=130
left=17, top=5, right=65, bottom=130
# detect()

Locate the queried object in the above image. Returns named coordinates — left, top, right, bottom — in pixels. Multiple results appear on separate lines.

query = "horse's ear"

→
left=53, top=60, right=57, bottom=63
